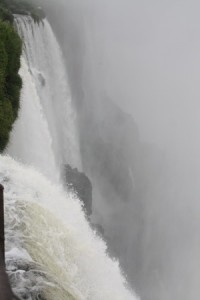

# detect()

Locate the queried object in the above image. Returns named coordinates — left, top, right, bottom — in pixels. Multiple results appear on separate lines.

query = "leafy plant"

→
left=0, top=0, right=45, bottom=22
left=0, top=19, right=22, bottom=151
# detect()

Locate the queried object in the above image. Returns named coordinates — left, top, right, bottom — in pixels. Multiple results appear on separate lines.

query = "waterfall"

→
left=2, top=15, right=139, bottom=299
left=1, top=155, right=137, bottom=300
left=6, top=16, right=82, bottom=183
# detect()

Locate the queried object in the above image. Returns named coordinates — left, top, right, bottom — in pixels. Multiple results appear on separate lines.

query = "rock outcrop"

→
left=64, top=164, right=92, bottom=216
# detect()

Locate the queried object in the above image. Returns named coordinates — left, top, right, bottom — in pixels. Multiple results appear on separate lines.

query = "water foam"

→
left=1, top=155, right=137, bottom=300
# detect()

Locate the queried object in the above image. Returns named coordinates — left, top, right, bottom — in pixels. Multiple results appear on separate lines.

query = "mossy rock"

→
left=0, top=19, right=22, bottom=151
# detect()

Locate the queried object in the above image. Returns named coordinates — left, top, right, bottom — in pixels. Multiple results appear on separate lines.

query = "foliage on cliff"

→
left=0, top=0, right=45, bottom=22
left=0, top=13, right=22, bottom=151
left=0, top=0, right=44, bottom=151
left=0, top=3, right=13, bottom=22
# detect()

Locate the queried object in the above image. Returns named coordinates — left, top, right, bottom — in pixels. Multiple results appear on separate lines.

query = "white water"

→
left=2, top=16, right=138, bottom=299
left=7, top=16, right=82, bottom=182
left=1, top=155, right=137, bottom=300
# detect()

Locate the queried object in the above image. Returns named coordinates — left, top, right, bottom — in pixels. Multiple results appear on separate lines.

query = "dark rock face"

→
left=91, top=223, right=105, bottom=237
left=64, top=165, right=92, bottom=216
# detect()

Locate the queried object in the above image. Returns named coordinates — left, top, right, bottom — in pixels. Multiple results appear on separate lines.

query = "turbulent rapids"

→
left=2, top=15, right=138, bottom=299
left=1, top=155, right=137, bottom=300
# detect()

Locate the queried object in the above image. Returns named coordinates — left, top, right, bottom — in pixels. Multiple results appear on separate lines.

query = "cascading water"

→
left=7, top=16, right=82, bottom=182
left=1, top=155, right=137, bottom=300
left=2, top=15, right=138, bottom=299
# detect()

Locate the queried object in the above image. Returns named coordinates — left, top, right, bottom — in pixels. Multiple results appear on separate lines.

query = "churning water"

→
left=1, top=155, right=137, bottom=299
left=3, top=16, right=138, bottom=299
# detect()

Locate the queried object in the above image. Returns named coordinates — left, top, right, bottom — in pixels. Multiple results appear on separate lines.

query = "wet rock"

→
left=64, top=165, right=92, bottom=216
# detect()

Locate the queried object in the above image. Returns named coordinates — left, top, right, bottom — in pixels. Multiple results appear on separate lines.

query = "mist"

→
left=41, top=0, right=200, bottom=164
left=35, top=0, right=200, bottom=299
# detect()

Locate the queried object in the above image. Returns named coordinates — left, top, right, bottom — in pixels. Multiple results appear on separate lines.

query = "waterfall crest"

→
left=7, top=16, right=82, bottom=182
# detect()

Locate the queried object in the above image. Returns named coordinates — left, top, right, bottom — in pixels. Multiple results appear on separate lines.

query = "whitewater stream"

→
left=2, top=16, right=138, bottom=300
left=7, top=16, right=81, bottom=183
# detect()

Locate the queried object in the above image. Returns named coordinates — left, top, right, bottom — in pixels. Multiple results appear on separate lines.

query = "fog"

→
left=36, top=0, right=200, bottom=299
left=42, top=0, right=200, bottom=162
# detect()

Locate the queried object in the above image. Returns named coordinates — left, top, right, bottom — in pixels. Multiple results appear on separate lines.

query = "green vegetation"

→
left=0, top=0, right=45, bottom=151
left=0, top=4, right=13, bottom=22
left=0, top=0, right=45, bottom=23
left=0, top=3, right=22, bottom=151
